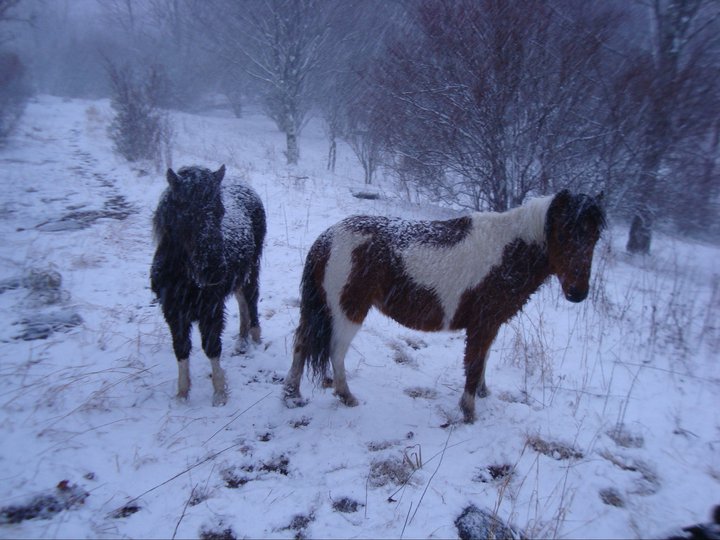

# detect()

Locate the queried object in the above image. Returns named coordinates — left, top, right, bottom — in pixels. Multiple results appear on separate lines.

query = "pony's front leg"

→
left=168, top=314, right=192, bottom=400
left=459, top=328, right=496, bottom=423
left=199, top=308, right=227, bottom=406
left=234, top=283, right=261, bottom=354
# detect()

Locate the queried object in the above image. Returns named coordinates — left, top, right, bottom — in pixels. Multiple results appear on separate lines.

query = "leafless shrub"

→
left=0, top=51, right=30, bottom=143
left=526, top=435, right=583, bottom=461
left=403, top=386, right=437, bottom=400
left=388, top=339, right=418, bottom=368
left=199, top=526, right=236, bottom=540
left=106, top=62, right=173, bottom=169
left=599, top=487, right=624, bottom=507
left=599, top=450, right=660, bottom=495
left=607, top=424, right=645, bottom=449
left=367, top=456, right=414, bottom=488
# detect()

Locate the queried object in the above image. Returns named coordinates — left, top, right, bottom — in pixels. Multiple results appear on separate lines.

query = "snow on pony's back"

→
left=284, top=190, right=606, bottom=423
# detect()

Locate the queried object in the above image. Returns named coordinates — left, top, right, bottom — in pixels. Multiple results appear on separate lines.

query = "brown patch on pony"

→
left=338, top=214, right=472, bottom=330
left=339, top=236, right=446, bottom=331
left=450, top=240, right=549, bottom=331
left=450, top=240, right=550, bottom=417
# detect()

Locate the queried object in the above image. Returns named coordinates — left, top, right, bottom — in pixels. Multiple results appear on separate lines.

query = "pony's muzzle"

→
left=564, top=286, right=588, bottom=303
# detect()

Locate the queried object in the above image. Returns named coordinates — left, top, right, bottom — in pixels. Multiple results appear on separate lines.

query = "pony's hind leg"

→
left=234, top=289, right=251, bottom=353
left=199, top=306, right=227, bottom=406
left=234, top=269, right=261, bottom=354
left=329, top=318, right=361, bottom=407
left=244, top=261, right=262, bottom=343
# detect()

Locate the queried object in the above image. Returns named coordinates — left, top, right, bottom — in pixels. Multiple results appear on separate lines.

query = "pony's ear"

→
left=213, top=165, right=226, bottom=185
left=166, top=168, right=181, bottom=189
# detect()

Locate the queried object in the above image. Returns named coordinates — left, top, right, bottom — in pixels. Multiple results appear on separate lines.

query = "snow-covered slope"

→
left=0, top=95, right=718, bottom=539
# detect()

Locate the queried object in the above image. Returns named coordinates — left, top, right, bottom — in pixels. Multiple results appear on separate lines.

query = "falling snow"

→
left=0, top=96, right=718, bottom=539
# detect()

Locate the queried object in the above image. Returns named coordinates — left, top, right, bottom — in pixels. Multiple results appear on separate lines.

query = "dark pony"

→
left=284, top=190, right=605, bottom=422
left=151, top=165, right=266, bottom=406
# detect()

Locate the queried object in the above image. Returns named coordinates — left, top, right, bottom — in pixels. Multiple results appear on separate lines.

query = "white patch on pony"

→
left=210, top=357, right=227, bottom=406
left=401, top=195, right=553, bottom=328
left=323, top=225, right=364, bottom=367
left=177, top=358, right=190, bottom=399
left=236, top=290, right=250, bottom=339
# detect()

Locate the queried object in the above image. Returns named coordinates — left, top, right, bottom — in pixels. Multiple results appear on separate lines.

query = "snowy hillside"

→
left=0, top=96, right=718, bottom=539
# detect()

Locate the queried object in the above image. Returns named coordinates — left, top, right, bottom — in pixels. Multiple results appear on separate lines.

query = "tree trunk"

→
left=327, top=136, right=336, bottom=171
left=626, top=212, right=652, bottom=254
left=286, top=129, right=299, bottom=165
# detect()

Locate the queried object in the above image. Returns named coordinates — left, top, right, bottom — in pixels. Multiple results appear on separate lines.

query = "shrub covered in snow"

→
left=0, top=51, right=31, bottom=143
left=107, top=63, right=172, bottom=167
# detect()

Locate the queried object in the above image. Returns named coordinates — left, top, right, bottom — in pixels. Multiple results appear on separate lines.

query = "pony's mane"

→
left=468, top=194, right=554, bottom=250
left=511, top=194, right=555, bottom=246
left=543, top=191, right=607, bottom=242
left=574, top=194, right=607, bottom=231
left=152, top=196, right=170, bottom=245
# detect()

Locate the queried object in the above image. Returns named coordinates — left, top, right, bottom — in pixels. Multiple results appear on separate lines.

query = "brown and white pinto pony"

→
left=283, top=190, right=606, bottom=423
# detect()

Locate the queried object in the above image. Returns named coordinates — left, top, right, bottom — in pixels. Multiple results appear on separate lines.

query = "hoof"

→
left=283, top=385, right=308, bottom=408
left=336, top=392, right=359, bottom=407
left=250, top=326, right=261, bottom=344
left=459, top=391, right=476, bottom=423
left=476, top=384, right=490, bottom=399
left=176, top=392, right=189, bottom=403
left=284, top=395, right=309, bottom=409
left=322, top=376, right=334, bottom=389
left=212, top=391, right=227, bottom=407
left=234, top=337, right=250, bottom=354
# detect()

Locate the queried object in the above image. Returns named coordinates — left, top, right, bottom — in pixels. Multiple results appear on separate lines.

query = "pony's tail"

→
left=293, top=232, right=333, bottom=383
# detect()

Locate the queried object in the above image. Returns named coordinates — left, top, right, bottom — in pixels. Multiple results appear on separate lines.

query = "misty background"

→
left=1, top=0, right=719, bottom=253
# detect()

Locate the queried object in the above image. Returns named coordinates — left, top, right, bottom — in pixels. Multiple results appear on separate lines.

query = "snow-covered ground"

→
left=0, top=95, right=718, bottom=539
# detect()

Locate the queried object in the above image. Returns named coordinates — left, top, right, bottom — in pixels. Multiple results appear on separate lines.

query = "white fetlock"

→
left=177, top=359, right=190, bottom=400
left=210, top=357, right=227, bottom=406
left=250, top=326, right=261, bottom=344
left=234, top=337, right=250, bottom=354
left=212, top=390, right=228, bottom=407
left=460, top=391, right=477, bottom=424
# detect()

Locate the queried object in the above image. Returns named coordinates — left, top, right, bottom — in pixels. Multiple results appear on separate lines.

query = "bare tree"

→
left=0, top=0, right=31, bottom=142
left=367, top=0, right=616, bottom=212
left=0, top=0, right=29, bottom=45
left=106, top=61, right=173, bottom=168
left=203, top=0, right=334, bottom=165
left=312, top=0, right=400, bottom=176
left=617, top=0, right=720, bottom=252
